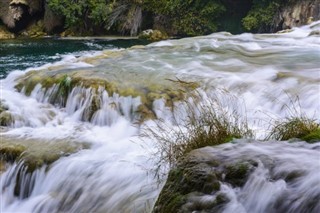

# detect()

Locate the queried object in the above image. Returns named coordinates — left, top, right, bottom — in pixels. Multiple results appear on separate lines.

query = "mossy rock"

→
left=0, top=136, right=90, bottom=173
left=224, top=162, right=251, bottom=187
left=138, top=29, right=169, bottom=41
left=20, top=20, right=47, bottom=38
left=0, top=111, right=14, bottom=126
left=153, top=147, right=258, bottom=212
left=0, top=100, right=9, bottom=114
left=0, top=160, right=6, bottom=173
left=14, top=66, right=199, bottom=122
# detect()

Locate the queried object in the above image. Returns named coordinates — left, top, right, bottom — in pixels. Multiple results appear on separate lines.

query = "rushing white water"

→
left=195, top=141, right=320, bottom=213
left=1, top=22, right=320, bottom=212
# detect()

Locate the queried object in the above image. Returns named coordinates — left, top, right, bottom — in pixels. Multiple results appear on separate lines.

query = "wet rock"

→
left=153, top=147, right=257, bottom=213
left=0, top=160, right=6, bottom=173
left=0, top=100, right=9, bottom=113
left=0, top=111, right=14, bottom=126
left=14, top=59, right=198, bottom=122
left=0, top=136, right=90, bottom=172
left=138, top=29, right=169, bottom=41
left=308, top=30, right=320, bottom=36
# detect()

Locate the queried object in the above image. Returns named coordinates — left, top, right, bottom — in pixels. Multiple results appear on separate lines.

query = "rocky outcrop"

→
left=272, top=0, right=320, bottom=31
left=0, top=0, right=63, bottom=35
left=0, top=0, right=44, bottom=32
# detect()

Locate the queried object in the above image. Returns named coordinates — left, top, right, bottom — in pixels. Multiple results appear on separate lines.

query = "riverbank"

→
left=1, top=0, right=319, bottom=39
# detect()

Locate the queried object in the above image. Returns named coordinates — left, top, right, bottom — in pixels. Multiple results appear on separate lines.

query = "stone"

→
left=308, top=30, right=320, bottom=36
left=153, top=146, right=257, bottom=213
left=138, top=29, right=168, bottom=41
left=0, top=136, right=90, bottom=172
left=0, top=111, right=14, bottom=126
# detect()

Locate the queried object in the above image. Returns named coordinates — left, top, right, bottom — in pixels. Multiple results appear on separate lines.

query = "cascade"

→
left=0, top=21, right=319, bottom=212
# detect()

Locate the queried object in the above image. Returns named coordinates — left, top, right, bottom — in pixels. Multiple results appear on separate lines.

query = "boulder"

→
left=153, top=145, right=257, bottom=213
left=138, top=29, right=168, bottom=41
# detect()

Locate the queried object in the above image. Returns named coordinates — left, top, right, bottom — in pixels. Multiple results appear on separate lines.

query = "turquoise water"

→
left=0, top=38, right=148, bottom=78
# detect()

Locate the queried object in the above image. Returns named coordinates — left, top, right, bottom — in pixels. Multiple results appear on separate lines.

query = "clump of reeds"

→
left=266, top=95, right=320, bottom=142
left=142, top=90, right=253, bottom=172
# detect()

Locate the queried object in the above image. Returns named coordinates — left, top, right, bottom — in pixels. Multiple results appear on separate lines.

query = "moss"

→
left=0, top=137, right=90, bottom=173
left=153, top=168, right=186, bottom=213
left=0, top=100, right=9, bottom=114
left=14, top=67, right=198, bottom=122
left=225, top=163, right=250, bottom=187
left=301, top=128, right=320, bottom=143
left=0, top=144, right=26, bottom=162
left=0, top=111, right=14, bottom=126
left=0, top=160, right=6, bottom=173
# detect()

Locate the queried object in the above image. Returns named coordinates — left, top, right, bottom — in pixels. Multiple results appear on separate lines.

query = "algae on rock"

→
left=0, top=136, right=90, bottom=172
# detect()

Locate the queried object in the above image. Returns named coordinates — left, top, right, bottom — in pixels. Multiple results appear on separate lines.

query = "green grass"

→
left=143, top=91, right=253, bottom=172
left=267, top=116, right=320, bottom=143
left=266, top=95, right=320, bottom=143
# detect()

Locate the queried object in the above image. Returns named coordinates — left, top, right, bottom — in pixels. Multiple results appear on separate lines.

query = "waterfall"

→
left=1, top=21, right=319, bottom=212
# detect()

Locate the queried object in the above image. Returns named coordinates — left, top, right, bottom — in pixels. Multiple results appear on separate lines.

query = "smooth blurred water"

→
left=0, top=38, right=148, bottom=78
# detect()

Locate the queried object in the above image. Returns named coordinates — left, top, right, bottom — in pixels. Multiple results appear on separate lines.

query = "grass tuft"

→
left=143, top=91, right=253, bottom=173
left=266, top=95, right=320, bottom=142
left=267, top=117, right=320, bottom=142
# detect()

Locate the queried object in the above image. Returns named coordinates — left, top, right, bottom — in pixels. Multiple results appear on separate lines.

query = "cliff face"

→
left=0, top=0, right=43, bottom=32
left=272, top=0, right=320, bottom=31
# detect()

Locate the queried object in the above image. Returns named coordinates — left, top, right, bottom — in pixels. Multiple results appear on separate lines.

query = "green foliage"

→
left=144, top=0, right=226, bottom=36
left=48, top=0, right=114, bottom=33
left=242, top=1, right=281, bottom=32
left=48, top=0, right=144, bottom=35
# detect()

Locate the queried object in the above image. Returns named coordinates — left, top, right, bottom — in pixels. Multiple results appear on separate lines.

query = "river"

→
left=0, top=22, right=319, bottom=212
